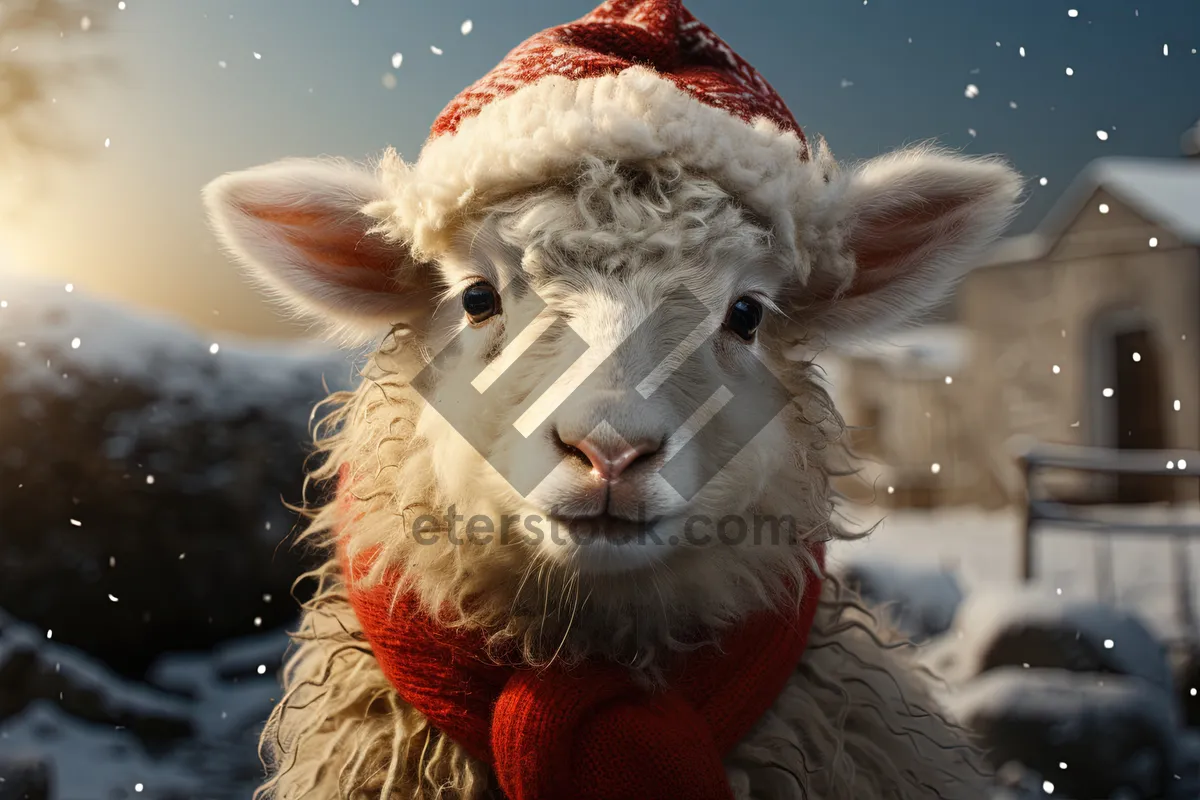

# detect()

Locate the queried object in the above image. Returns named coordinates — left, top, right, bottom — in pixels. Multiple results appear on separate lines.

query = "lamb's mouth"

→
left=546, top=512, right=663, bottom=545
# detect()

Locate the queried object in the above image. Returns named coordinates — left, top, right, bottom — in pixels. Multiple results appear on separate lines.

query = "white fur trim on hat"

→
left=364, top=66, right=833, bottom=273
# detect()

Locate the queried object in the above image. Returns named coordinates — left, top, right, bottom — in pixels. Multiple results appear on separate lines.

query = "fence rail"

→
left=1018, top=440, right=1200, bottom=636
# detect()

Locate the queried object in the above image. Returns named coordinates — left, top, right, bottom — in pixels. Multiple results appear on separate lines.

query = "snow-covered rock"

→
left=921, top=588, right=1174, bottom=697
left=838, top=558, right=964, bottom=641
left=0, top=615, right=284, bottom=799
left=945, top=668, right=1181, bottom=800
left=0, top=613, right=193, bottom=747
left=0, top=280, right=353, bottom=676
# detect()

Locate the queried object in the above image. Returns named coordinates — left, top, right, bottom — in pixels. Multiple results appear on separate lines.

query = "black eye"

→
left=462, top=281, right=500, bottom=324
left=724, top=296, right=763, bottom=342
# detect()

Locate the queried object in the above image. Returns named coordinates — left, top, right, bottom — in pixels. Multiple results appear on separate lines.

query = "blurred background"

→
left=1, top=1, right=1198, bottom=798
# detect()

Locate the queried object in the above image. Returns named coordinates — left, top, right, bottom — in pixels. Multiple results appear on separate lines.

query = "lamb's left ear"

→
left=203, top=157, right=433, bottom=343
left=794, top=148, right=1022, bottom=342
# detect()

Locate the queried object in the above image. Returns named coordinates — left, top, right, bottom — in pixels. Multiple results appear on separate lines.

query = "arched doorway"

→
left=1089, top=309, right=1172, bottom=504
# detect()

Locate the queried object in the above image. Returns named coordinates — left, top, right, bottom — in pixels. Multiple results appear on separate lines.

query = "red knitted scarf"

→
left=339, top=488, right=824, bottom=800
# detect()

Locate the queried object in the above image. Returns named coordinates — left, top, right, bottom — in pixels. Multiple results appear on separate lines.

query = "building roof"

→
left=980, top=156, right=1200, bottom=267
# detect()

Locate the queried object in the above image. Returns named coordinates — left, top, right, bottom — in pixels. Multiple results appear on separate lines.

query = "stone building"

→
left=835, top=123, right=1200, bottom=509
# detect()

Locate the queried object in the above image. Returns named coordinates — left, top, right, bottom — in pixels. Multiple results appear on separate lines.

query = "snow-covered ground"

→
left=0, top=617, right=285, bottom=799
left=836, top=503, right=1200, bottom=643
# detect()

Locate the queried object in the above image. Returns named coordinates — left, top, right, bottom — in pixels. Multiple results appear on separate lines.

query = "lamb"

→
left=203, top=2, right=1021, bottom=798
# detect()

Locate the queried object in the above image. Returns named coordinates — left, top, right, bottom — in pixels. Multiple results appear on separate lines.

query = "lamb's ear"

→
left=795, top=147, right=1022, bottom=342
left=203, top=157, right=432, bottom=342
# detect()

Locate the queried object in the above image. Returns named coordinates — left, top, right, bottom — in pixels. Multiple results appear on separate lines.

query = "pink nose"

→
left=564, top=435, right=659, bottom=481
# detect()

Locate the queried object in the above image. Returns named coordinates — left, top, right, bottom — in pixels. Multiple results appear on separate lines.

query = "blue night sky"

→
left=3, top=0, right=1198, bottom=336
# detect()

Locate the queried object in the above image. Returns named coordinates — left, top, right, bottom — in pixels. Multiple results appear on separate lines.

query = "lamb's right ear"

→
left=203, top=157, right=432, bottom=342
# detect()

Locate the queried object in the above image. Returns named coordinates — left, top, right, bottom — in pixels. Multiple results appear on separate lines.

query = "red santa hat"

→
left=371, top=0, right=830, bottom=262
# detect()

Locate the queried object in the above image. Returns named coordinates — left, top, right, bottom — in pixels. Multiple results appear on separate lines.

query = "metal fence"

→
left=1018, top=440, right=1200, bottom=636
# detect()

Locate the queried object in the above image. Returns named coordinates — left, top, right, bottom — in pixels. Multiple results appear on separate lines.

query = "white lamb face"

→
left=203, top=149, right=1020, bottom=578
left=409, top=172, right=797, bottom=574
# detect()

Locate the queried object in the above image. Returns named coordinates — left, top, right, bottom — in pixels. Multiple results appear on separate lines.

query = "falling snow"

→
left=430, top=45, right=443, bottom=55
left=461, top=19, right=473, bottom=36
left=391, top=52, right=403, bottom=69
left=964, top=84, right=980, bottom=99
left=1096, top=130, right=1109, bottom=141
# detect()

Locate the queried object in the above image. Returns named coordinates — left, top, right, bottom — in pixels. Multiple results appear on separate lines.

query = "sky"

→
left=1, top=0, right=1198, bottom=339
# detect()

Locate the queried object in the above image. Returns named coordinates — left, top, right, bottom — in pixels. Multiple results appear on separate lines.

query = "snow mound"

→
left=0, top=613, right=284, bottom=799
left=944, top=668, right=1191, bottom=799
left=0, top=280, right=353, bottom=676
left=922, top=587, right=1173, bottom=696
left=0, top=278, right=355, bottom=416
left=838, top=558, right=964, bottom=641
